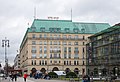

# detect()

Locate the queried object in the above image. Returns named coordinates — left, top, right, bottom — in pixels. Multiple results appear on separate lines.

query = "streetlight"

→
left=2, top=37, right=10, bottom=77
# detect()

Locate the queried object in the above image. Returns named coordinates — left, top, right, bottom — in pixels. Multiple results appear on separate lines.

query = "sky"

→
left=0, top=0, right=120, bottom=66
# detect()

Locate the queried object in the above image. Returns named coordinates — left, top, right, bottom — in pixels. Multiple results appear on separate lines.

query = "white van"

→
left=54, top=71, right=66, bottom=76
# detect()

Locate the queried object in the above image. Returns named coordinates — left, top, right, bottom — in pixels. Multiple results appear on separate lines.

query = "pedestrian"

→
left=10, top=72, right=14, bottom=82
left=23, top=72, right=28, bottom=82
left=13, top=72, right=17, bottom=82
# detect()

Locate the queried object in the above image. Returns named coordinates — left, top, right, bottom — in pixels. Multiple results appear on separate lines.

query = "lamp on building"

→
left=2, top=37, right=10, bottom=77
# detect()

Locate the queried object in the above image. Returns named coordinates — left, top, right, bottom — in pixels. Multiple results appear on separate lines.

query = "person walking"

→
left=13, top=72, right=17, bottom=82
left=10, top=72, right=14, bottom=82
left=23, top=72, right=28, bottom=82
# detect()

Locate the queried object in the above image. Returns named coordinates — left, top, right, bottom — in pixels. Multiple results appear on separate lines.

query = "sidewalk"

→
left=27, top=77, right=69, bottom=82
left=1, top=77, right=69, bottom=82
left=0, top=77, right=34, bottom=82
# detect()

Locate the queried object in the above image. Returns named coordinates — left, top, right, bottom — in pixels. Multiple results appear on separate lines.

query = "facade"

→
left=14, top=53, right=20, bottom=70
left=19, top=19, right=110, bottom=74
left=86, top=23, right=120, bottom=77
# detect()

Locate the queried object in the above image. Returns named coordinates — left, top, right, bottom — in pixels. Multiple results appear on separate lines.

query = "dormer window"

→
left=32, top=27, right=36, bottom=32
left=65, top=28, right=70, bottom=33
left=57, top=28, right=61, bottom=32
left=81, top=28, right=85, bottom=33
left=40, top=27, right=45, bottom=32
left=49, top=28, right=61, bottom=32
left=73, top=28, right=79, bottom=33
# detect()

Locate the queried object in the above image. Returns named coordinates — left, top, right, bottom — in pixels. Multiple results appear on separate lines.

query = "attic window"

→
left=73, top=28, right=79, bottom=33
left=32, top=27, right=36, bottom=32
left=57, top=28, right=61, bottom=32
left=49, top=28, right=61, bottom=32
left=81, top=28, right=85, bottom=33
left=40, top=27, right=45, bottom=32
left=65, top=28, right=70, bottom=33
left=49, top=28, right=54, bottom=32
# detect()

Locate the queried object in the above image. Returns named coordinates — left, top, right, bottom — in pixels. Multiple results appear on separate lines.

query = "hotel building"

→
left=19, top=19, right=110, bottom=74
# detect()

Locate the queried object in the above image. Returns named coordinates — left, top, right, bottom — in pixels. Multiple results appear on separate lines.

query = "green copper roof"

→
left=28, top=19, right=110, bottom=34
left=91, top=24, right=120, bottom=37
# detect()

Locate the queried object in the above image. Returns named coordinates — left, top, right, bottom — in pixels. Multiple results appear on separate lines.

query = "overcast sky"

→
left=0, top=0, right=120, bottom=66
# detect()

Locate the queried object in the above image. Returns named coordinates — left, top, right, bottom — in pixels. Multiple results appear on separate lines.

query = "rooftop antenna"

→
left=34, top=7, right=36, bottom=19
left=71, top=8, right=72, bottom=21
left=27, top=22, right=29, bottom=27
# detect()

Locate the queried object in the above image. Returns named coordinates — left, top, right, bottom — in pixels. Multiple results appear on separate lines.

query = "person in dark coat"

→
left=13, top=72, right=17, bottom=82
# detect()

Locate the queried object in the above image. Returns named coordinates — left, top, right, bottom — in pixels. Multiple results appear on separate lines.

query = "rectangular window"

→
left=54, top=54, right=57, bottom=58
left=64, top=54, right=67, bottom=58
left=77, top=61, right=79, bottom=65
left=68, top=42, right=71, bottom=45
left=44, top=54, right=47, bottom=58
left=40, top=54, right=42, bottom=58
left=39, top=46, right=42, bottom=53
left=64, top=61, right=66, bottom=65
left=63, top=35, right=67, bottom=39
left=40, top=41, right=42, bottom=45
left=31, top=46, right=36, bottom=53
left=50, top=54, right=52, bottom=58
left=74, top=42, right=78, bottom=45
left=39, top=61, right=41, bottom=65
left=74, top=54, right=79, bottom=59
left=34, top=60, right=36, bottom=65
left=32, top=34, right=36, bottom=38
left=75, top=35, right=78, bottom=39
left=44, top=41, right=47, bottom=45
left=68, top=54, right=71, bottom=58
left=83, top=47, right=85, bottom=53
left=45, top=61, right=47, bottom=65
left=74, top=61, right=76, bottom=65
left=68, top=47, right=71, bottom=52
left=44, top=46, right=47, bottom=53
left=83, top=42, right=85, bottom=45
left=32, top=41, right=36, bottom=45
left=68, top=35, right=71, bottom=39
left=42, top=60, right=44, bottom=65
left=50, top=41, right=52, bottom=45
left=83, top=36, right=85, bottom=40
left=83, top=61, right=84, bottom=65
left=40, top=34, right=42, bottom=38
left=50, top=60, right=52, bottom=64
left=63, top=41, right=67, bottom=45
left=31, top=54, right=36, bottom=58
left=31, top=60, right=33, bottom=65
left=69, top=61, right=71, bottom=65
left=64, top=47, right=67, bottom=52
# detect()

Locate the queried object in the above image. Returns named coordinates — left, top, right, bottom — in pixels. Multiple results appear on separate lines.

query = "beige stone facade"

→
left=20, top=32, right=91, bottom=74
